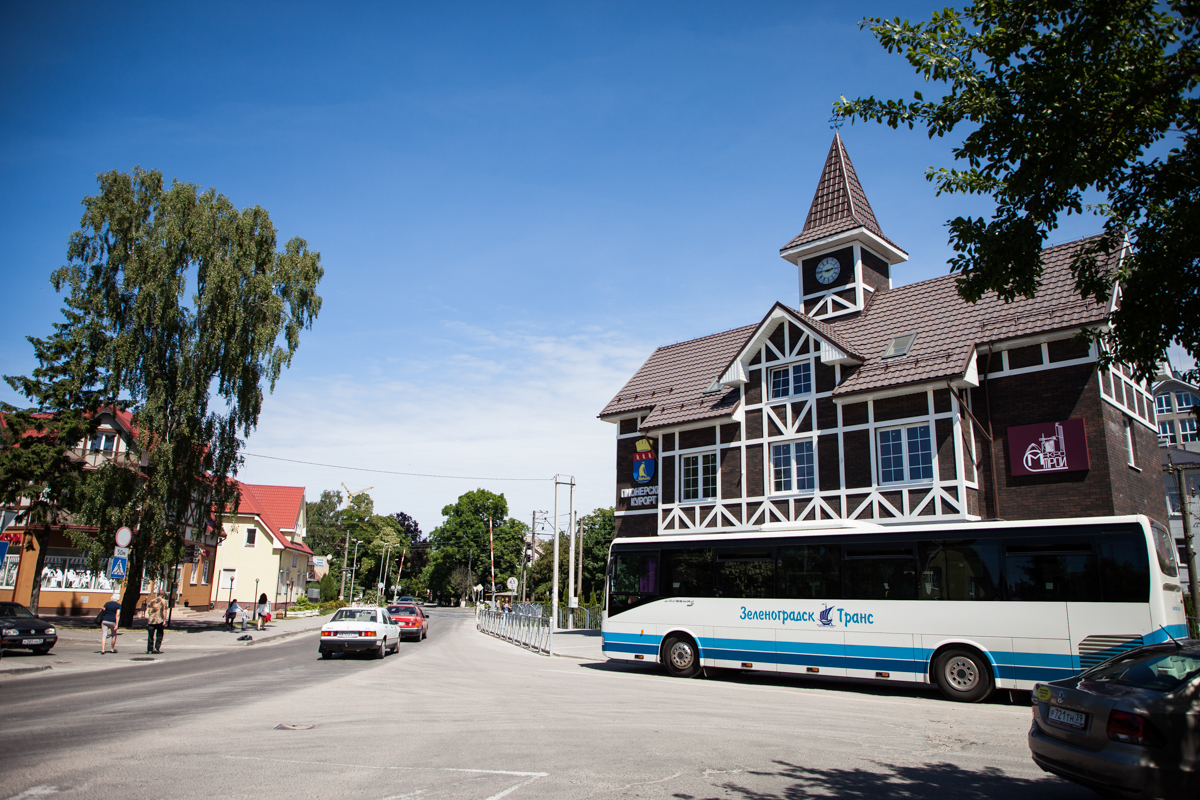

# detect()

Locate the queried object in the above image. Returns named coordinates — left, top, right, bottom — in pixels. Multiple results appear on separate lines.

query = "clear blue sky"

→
left=0, top=2, right=1156, bottom=536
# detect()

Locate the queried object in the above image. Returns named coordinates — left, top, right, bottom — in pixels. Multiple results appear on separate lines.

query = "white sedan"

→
left=318, top=606, right=400, bottom=659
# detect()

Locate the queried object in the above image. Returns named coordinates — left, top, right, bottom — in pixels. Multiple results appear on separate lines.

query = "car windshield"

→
left=0, top=603, right=34, bottom=618
left=390, top=606, right=418, bottom=617
left=1085, top=649, right=1200, bottom=692
left=331, top=609, right=377, bottom=623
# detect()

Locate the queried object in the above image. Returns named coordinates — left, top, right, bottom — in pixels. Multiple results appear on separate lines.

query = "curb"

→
left=242, top=623, right=327, bottom=646
left=0, top=664, right=52, bottom=676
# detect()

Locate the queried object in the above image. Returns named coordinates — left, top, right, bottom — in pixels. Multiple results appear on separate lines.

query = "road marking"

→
left=480, top=775, right=544, bottom=800
left=3, top=786, right=59, bottom=800
left=618, top=771, right=681, bottom=790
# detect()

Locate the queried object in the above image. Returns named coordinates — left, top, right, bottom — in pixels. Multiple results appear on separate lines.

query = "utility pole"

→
left=552, top=477, right=560, bottom=629
left=394, top=548, right=406, bottom=603
left=338, top=524, right=350, bottom=601
left=488, top=516, right=496, bottom=609
left=1170, top=458, right=1200, bottom=632
left=577, top=511, right=585, bottom=606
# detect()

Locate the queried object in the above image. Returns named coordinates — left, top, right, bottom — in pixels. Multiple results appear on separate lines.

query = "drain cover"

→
left=274, top=723, right=315, bottom=730
left=130, top=657, right=156, bottom=662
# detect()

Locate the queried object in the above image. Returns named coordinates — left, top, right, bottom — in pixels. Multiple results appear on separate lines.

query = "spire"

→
left=780, top=133, right=904, bottom=256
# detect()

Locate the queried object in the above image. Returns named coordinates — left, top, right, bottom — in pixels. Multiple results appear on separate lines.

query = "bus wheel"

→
left=662, top=634, right=701, bottom=679
left=935, top=648, right=993, bottom=703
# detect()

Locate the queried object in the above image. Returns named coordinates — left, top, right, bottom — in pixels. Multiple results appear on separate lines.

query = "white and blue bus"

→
left=601, top=515, right=1186, bottom=702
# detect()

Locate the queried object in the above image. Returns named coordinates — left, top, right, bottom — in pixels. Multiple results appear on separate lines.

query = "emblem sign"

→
left=632, top=437, right=656, bottom=485
left=1007, top=419, right=1090, bottom=476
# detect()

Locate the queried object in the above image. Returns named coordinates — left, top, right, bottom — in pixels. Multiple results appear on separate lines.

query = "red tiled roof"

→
left=236, top=482, right=305, bottom=548
left=781, top=133, right=905, bottom=256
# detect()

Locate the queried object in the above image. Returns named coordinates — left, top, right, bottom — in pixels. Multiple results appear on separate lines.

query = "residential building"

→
left=600, top=134, right=1166, bottom=537
left=1162, top=447, right=1200, bottom=582
left=210, top=482, right=311, bottom=612
left=1153, top=362, right=1200, bottom=452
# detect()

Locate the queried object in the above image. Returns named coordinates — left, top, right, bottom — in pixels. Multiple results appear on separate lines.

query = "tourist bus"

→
left=601, top=515, right=1186, bottom=702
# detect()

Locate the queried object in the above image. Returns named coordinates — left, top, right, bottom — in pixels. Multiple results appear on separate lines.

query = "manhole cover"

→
left=130, top=657, right=156, bottom=662
left=275, top=723, right=315, bottom=730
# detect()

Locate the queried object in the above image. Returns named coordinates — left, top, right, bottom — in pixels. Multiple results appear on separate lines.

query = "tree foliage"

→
left=835, top=0, right=1200, bottom=380
left=1, top=167, right=323, bottom=621
left=420, top=489, right=528, bottom=601
left=527, top=507, right=614, bottom=604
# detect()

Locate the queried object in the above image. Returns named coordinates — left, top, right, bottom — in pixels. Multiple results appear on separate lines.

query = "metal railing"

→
left=477, top=608, right=552, bottom=655
left=557, top=605, right=603, bottom=630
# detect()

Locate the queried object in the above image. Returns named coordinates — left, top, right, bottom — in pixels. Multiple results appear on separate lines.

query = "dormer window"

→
left=769, top=362, right=813, bottom=400
left=882, top=334, right=917, bottom=359
left=89, top=433, right=116, bottom=452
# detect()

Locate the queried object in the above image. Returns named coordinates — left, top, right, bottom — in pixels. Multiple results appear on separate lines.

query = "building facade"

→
left=1153, top=363, right=1200, bottom=451
left=210, top=482, right=311, bottom=612
left=601, top=135, right=1166, bottom=538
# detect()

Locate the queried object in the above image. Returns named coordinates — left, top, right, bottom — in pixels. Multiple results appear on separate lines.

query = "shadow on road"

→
left=677, top=760, right=1085, bottom=800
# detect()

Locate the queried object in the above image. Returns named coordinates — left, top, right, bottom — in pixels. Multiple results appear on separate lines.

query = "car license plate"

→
left=22, top=638, right=43, bottom=645
left=1048, top=706, right=1087, bottom=729
left=337, top=632, right=356, bottom=637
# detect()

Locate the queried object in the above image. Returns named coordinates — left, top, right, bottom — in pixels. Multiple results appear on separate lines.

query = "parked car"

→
left=386, top=604, right=429, bottom=641
left=1028, top=639, right=1200, bottom=799
left=318, top=606, right=399, bottom=659
left=0, top=602, right=57, bottom=655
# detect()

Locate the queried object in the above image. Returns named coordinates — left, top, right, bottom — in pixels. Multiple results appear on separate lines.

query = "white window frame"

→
left=1176, top=392, right=1199, bottom=411
left=292, top=552, right=298, bottom=568
left=770, top=439, right=816, bottom=494
left=221, top=568, right=236, bottom=593
left=244, top=527, right=256, bottom=547
left=201, top=559, right=210, bottom=585
left=876, top=423, right=934, bottom=486
left=1124, top=417, right=1137, bottom=467
left=1160, top=421, right=1176, bottom=445
left=768, top=360, right=814, bottom=401
left=1156, top=394, right=1174, bottom=415
left=680, top=451, right=718, bottom=502
left=1180, top=417, right=1197, bottom=444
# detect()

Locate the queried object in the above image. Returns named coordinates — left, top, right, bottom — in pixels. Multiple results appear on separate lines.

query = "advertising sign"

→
left=1007, top=418, right=1090, bottom=476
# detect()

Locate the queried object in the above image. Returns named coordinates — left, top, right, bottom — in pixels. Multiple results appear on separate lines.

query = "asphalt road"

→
left=0, top=608, right=1092, bottom=800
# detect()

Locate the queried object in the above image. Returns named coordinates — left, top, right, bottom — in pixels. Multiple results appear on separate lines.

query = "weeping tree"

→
left=2, top=167, right=323, bottom=624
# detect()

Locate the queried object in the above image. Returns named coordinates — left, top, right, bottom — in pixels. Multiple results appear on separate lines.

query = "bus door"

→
left=1005, top=538, right=1086, bottom=683
left=774, top=544, right=845, bottom=678
left=1065, top=528, right=1153, bottom=670
left=710, top=546, right=777, bottom=671
left=841, top=542, right=918, bottom=681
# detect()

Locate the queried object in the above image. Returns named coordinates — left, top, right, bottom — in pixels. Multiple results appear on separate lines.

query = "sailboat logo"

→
left=632, top=437, right=656, bottom=485
left=1023, top=422, right=1069, bottom=473
left=818, top=603, right=835, bottom=627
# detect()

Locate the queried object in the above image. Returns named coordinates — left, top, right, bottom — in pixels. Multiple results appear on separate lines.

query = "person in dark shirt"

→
left=100, top=593, right=121, bottom=654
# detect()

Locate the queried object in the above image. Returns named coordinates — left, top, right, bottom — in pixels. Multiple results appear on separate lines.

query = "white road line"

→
left=223, top=754, right=548, bottom=777
left=3, top=786, right=59, bottom=800
left=480, top=776, right=545, bottom=800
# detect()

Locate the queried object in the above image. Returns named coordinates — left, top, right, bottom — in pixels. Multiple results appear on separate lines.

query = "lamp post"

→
left=349, top=540, right=363, bottom=605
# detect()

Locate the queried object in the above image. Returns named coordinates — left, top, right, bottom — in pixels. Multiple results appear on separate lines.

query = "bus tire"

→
left=662, top=634, right=702, bottom=679
left=934, top=647, right=993, bottom=703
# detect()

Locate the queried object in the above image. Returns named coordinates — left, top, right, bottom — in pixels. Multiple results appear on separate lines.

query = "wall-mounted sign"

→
left=632, top=437, right=656, bottom=485
left=621, top=485, right=659, bottom=507
left=1007, top=419, right=1090, bottom=476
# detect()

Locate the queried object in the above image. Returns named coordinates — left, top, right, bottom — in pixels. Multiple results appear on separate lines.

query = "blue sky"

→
left=1, top=2, right=1176, bottom=537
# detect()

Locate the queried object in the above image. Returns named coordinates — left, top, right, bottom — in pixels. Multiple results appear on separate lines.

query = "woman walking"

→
left=256, top=593, right=269, bottom=631
left=99, top=593, right=121, bottom=653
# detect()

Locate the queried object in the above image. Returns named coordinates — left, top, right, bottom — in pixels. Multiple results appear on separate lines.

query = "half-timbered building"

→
left=601, top=134, right=1166, bottom=538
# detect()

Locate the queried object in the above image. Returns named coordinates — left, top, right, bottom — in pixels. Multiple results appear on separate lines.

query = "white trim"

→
left=779, top=227, right=908, bottom=266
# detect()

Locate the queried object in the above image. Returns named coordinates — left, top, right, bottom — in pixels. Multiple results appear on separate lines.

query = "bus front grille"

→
left=1078, top=634, right=1143, bottom=670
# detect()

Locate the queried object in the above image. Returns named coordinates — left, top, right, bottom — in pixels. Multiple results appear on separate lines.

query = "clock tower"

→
left=779, top=133, right=908, bottom=319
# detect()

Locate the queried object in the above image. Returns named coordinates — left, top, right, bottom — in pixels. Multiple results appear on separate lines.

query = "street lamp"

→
left=349, top=540, right=363, bottom=605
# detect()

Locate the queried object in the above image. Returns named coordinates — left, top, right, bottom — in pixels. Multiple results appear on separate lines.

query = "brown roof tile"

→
left=781, top=134, right=905, bottom=255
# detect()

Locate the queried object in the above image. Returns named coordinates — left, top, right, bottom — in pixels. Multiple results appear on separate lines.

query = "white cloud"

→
left=237, top=321, right=653, bottom=538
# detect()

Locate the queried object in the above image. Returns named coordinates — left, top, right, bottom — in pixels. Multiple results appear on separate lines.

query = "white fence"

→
left=477, top=608, right=553, bottom=655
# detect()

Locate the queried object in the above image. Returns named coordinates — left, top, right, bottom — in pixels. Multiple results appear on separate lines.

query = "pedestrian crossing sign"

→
left=109, top=556, right=128, bottom=580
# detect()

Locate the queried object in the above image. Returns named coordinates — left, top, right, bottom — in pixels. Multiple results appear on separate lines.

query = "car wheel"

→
left=661, top=634, right=702, bottom=679
left=321, top=650, right=332, bottom=660
left=935, top=648, right=993, bottom=703
left=375, top=638, right=386, bottom=659
left=32, top=646, right=52, bottom=656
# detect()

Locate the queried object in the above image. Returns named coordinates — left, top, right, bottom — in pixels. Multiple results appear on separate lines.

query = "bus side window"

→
left=1005, top=537, right=1100, bottom=602
left=919, top=540, right=1002, bottom=601
left=609, top=552, right=659, bottom=615
left=777, top=545, right=841, bottom=599
left=843, top=544, right=918, bottom=601
left=663, top=549, right=715, bottom=597
left=1097, top=530, right=1150, bottom=602
left=715, top=548, right=773, bottom=599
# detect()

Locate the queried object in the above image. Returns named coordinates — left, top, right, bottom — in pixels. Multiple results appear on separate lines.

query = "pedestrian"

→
left=256, top=593, right=269, bottom=631
left=225, top=599, right=240, bottom=629
left=100, top=592, right=121, bottom=654
left=239, top=603, right=250, bottom=631
left=146, top=590, right=168, bottom=654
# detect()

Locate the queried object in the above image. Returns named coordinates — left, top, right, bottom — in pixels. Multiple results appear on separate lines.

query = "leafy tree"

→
left=835, top=0, right=1200, bottom=380
left=527, top=507, right=614, bottom=605
left=306, top=489, right=344, bottom=562
left=2, top=168, right=323, bottom=623
left=420, top=489, right=527, bottom=600
left=318, top=571, right=338, bottom=602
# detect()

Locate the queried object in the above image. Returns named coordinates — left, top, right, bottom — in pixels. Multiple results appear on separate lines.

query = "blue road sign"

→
left=109, top=556, right=128, bottom=580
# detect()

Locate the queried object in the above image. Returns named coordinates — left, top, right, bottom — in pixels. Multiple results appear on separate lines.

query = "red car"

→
left=386, top=604, right=428, bottom=641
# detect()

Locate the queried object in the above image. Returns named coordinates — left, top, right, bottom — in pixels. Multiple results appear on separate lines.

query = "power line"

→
left=242, top=452, right=551, bottom=482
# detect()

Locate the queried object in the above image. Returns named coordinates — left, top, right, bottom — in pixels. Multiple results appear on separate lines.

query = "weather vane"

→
left=829, top=113, right=845, bottom=131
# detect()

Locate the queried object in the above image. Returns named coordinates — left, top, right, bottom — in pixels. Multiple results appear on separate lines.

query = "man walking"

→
left=146, top=590, right=168, bottom=654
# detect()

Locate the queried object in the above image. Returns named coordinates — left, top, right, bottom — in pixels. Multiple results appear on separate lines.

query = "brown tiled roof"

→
left=598, top=325, right=756, bottom=430
left=781, top=134, right=905, bottom=255
left=826, top=236, right=1114, bottom=397
left=1163, top=447, right=1200, bottom=469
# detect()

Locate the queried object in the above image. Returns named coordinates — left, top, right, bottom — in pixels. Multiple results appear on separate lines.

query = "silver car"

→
left=1028, top=640, right=1200, bottom=799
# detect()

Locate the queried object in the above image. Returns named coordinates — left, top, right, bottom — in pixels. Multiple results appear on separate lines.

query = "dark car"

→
left=1028, top=639, right=1200, bottom=799
left=0, top=602, right=58, bottom=655
left=386, top=604, right=428, bottom=641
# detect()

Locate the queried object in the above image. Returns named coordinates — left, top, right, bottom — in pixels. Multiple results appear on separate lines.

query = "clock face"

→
left=815, top=256, right=841, bottom=285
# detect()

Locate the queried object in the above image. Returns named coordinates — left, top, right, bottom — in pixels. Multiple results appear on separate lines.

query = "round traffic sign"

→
left=115, top=527, right=133, bottom=547
left=506, top=577, right=518, bottom=590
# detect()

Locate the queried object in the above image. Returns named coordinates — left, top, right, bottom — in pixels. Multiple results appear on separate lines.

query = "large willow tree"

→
left=1, top=168, right=323, bottom=621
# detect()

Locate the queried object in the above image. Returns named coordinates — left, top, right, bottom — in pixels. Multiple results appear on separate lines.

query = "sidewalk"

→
left=551, top=629, right=604, bottom=661
left=0, top=611, right=335, bottom=678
